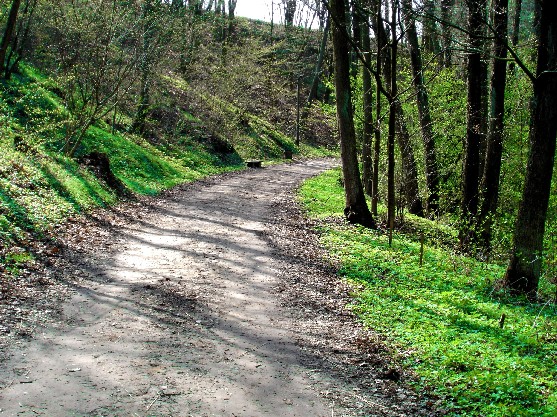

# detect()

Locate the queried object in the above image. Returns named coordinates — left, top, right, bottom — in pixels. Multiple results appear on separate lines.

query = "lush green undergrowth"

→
left=299, top=168, right=557, bottom=417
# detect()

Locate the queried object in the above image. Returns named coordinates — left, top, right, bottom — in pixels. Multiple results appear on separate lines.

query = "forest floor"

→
left=0, top=159, right=435, bottom=416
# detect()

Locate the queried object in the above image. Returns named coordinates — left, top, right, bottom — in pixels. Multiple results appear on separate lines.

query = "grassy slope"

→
left=299, top=168, right=557, bottom=417
left=0, top=51, right=334, bottom=267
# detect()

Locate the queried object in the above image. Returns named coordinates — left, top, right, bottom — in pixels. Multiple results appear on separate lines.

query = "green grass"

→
left=0, top=65, right=244, bottom=252
left=299, top=168, right=557, bottom=417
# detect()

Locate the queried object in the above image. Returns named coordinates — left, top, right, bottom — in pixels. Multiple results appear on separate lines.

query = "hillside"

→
left=0, top=13, right=337, bottom=272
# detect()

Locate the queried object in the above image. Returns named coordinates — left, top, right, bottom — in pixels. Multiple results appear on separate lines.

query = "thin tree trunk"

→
left=0, top=0, right=21, bottom=74
left=504, top=0, right=557, bottom=297
left=131, top=0, right=154, bottom=134
left=422, top=0, right=440, bottom=56
left=401, top=0, right=440, bottom=216
left=371, top=0, right=383, bottom=216
left=460, top=0, right=487, bottom=249
left=508, top=0, right=522, bottom=73
left=361, top=11, right=373, bottom=195
left=395, top=103, right=423, bottom=216
left=330, top=0, right=375, bottom=228
left=285, top=0, right=296, bottom=27
left=375, top=0, right=423, bottom=217
left=307, top=16, right=330, bottom=104
left=387, top=0, right=397, bottom=238
left=479, top=0, right=508, bottom=251
left=228, top=0, right=237, bottom=36
left=350, top=0, right=362, bottom=76
left=5, top=0, right=36, bottom=79
left=440, top=0, right=455, bottom=68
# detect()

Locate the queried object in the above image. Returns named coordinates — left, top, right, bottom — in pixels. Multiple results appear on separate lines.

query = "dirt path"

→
left=0, top=159, right=434, bottom=416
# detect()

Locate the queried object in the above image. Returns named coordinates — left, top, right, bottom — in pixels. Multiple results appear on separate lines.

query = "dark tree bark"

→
left=131, top=0, right=155, bottom=135
left=228, top=0, right=237, bottom=18
left=5, top=0, right=37, bottom=79
left=373, top=0, right=423, bottom=217
left=371, top=0, right=383, bottom=216
left=460, top=0, right=487, bottom=248
left=508, top=0, right=522, bottom=73
left=0, top=0, right=22, bottom=74
left=284, top=0, right=297, bottom=26
left=401, top=0, right=440, bottom=216
left=387, top=0, right=397, bottom=237
left=478, top=0, right=508, bottom=250
left=228, top=0, right=237, bottom=36
left=350, top=0, right=362, bottom=75
left=330, top=0, right=375, bottom=228
left=307, top=15, right=330, bottom=104
left=395, top=104, right=424, bottom=217
left=440, top=0, right=455, bottom=68
left=422, top=0, right=440, bottom=56
left=361, top=10, right=373, bottom=196
left=504, top=0, right=557, bottom=296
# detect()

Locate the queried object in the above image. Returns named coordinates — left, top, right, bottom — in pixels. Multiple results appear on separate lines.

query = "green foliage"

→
left=299, top=169, right=557, bottom=417
left=0, top=63, right=245, bottom=250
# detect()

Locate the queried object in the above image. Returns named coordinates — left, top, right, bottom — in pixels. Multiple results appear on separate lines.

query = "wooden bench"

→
left=246, top=160, right=262, bottom=168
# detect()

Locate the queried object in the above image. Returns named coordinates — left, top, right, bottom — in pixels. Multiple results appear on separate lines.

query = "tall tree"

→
left=460, top=0, right=487, bottom=248
left=284, top=0, right=297, bottom=26
left=330, top=0, right=375, bottom=228
left=360, top=8, right=373, bottom=195
left=440, top=0, right=455, bottom=68
left=508, top=0, right=522, bottom=73
left=504, top=0, right=557, bottom=296
left=422, top=0, right=440, bottom=56
left=0, top=0, right=22, bottom=74
left=478, top=0, right=509, bottom=250
left=307, top=14, right=330, bottom=104
left=131, top=0, right=157, bottom=135
left=401, top=0, right=440, bottom=216
left=372, top=0, right=423, bottom=217
left=228, top=0, right=237, bottom=35
left=371, top=0, right=383, bottom=216
left=387, top=0, right=397, bottom=238
left=4, top=0, right=37, bottom=79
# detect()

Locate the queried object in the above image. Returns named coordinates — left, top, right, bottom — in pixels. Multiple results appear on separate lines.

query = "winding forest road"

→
left=0, top=159, right=433, bottom=416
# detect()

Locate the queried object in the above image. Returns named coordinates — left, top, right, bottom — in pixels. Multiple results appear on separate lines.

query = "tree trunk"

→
left=401, top=0, right=440, bottom=216
left=330, top=0, right=375, bottom=228
left=228, top=0, right=237, bottom=35
left=0, top=0, right=22, bottom=74
left=350, top=0, right=362, bottom=76
left=371, top=0, right=383, bottom=216
left=504, top=0, right=557, bottom=296
left=307, top=16, right=330, bottom=104
left=361, top=11, right=373, bottom=195
left=131, top=0, right=154, bottom=134
left=395, top=103, right=424, bottom=217
left=508, top=0, right=522, bottom=74
left=5, top=0, right=36, bottom=79
left=387, top=0, right=397, bottom=236
left=460, top=0, right=487, bottom=248
left=440, top=0, right=455, bottom=68
left=285, top=0, right=296, bottom=27
left=422, top=0, right=440, bottom=56
left=479, top=0, right=508, bottom=250
left=375, top=0, right=423, bottom=217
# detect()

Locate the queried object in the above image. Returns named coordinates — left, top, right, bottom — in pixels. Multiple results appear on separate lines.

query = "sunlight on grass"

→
left=299, top=168, right=557, bottom=417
